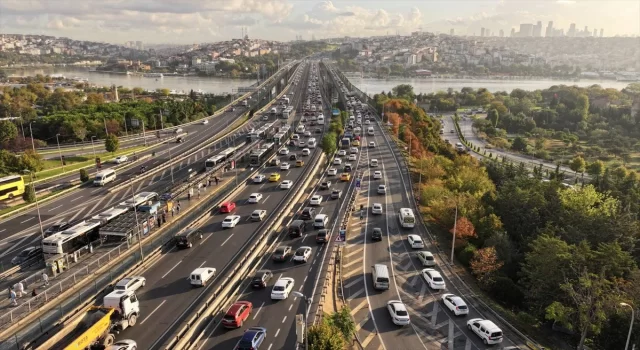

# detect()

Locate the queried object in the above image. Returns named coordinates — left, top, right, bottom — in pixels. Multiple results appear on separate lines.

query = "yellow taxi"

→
left=340, top=173, right=351, bottom=182
left=296, top=160, right=305, bottom=167
left=352, top=139, right=360, bottom=147
left=269, top=173, right=281, bottom=182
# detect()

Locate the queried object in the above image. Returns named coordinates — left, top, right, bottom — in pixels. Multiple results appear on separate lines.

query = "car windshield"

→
left=275, top=248, right=285, bottom=254
left=396, top=310, right=408, bottom=316
left=295, top=249, right=305, bottom=256
left=18, top=250, right=31, bottom=257
left=273, top=286, right=285, bottom=291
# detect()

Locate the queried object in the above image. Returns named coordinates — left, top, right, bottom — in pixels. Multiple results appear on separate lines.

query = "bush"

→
left=457, top=243, right=477, bottom=266
left=488, top=276, right=525, bottom=308
left=23, top=184, right=36, bottom=203
left=79, top=168, right=89, bottom=182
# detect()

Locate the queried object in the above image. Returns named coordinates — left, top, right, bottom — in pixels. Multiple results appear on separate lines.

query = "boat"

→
left=143, top=73, right=164, bottom=78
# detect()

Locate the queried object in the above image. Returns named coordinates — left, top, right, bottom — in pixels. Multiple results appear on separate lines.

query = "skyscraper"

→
left=450, top=28, right=455, bottom=35
left=545, top=21, right=554, bottom=37
left=481, top=27, right=485, bottom=37
left=600, top=28, right=604, bottom=37
left=519, top=23, right=534, bottom=37
left=533, top=21, right=542, bottom=37
left=510, top=28, right=516, bottom=37
left=568, top=23, right=576, bottom=37
left=593, top=29, right=597, bottom=37
left=499, top=29, right=504, bottom=37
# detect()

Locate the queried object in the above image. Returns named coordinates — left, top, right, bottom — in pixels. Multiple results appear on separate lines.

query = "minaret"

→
left=113, top=85, right=119, bottom=102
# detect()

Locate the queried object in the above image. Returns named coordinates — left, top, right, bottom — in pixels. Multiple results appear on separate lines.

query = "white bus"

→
left=42, top=220, right=101, bottom=256
left=120, top=192, right=158, bottom=210
left=398, top=208, right=416, bottom=228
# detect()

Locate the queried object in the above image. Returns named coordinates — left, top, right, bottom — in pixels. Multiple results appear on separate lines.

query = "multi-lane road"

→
left=0, top=66, right=296, bottom=269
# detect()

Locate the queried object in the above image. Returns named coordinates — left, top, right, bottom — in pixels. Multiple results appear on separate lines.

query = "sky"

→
left=0, top=0, right=638, bottom=45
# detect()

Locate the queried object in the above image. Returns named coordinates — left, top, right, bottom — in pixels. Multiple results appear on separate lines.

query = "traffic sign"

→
left=339, top=229, right=346, bottom=241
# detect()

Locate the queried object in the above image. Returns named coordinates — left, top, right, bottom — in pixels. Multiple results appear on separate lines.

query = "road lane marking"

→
left=288, top=304, right=293, bottom=311
left=69, top=195, right=84, bottom=202
left=220, top=234, right=234, bottom=246
left=361, top=332, right=377, bottom=348
left=0, top=229, right=5, bottom=233
left=301, top=234, right=307, bottom=242
left=347, top=287, right=365, bottom=301
left=140, top=300, right=167, bottom=324
left=20, top=217, right=35, bottom=224
left=162, top=261, right=182, bottom=279
left=275, top=328, right=280, bottom=338
left=350, top=299, right=369, bottom=316
left=0, top=234, right=32, bottom=257
left=252, top=302, right=265, bottom=320
left=47, top=204, right=63, bottom=212
left=198, top=261, right=207, bottom=268
left=267, top=345, right=273, bottom=350
left=282, top=316, right=287, bottom=323
left=303, top=276, right=307, bottom=283
left=298, top=284, right=303, bottom=291
left=344, top=276, right=363, bottom=289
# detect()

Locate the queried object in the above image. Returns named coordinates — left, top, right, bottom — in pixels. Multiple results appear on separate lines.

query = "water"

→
left=2, top=67, right=256, bottom=95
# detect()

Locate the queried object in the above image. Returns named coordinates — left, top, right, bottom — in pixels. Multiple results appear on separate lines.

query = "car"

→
left=201, top=119, right=209, bottom=125
left=442, top=293, right=469, bottom=316
left=301, top=148, right=310, bottom=156
left=298, top=140, right=306, bottom=147
left=467, top=318, right=503, bottom=345
left=253, top=174, right=266, bottom=183
left=234, top=327, right=267, bottom=350
left=373, top=171, right=382, bottom=180
left=114, top=276, right=146, bottom=292
left=289, top=154, right=298, bottom=161
left=327, top=168, right=338, bottom=176
left=352, top=140, right=360, bottom=147
left=220, top=202, right=236, bottom=213
left=280, top=162, right=291, bottom=170
left=320, top=181, right=331, bottom=190
left=309, top=195, right=323, bottom=206
left=114, top=155, right=128, bottom=164
left=344, top=164, right=352, bottom=172
left=338, top=150, right=347, bottom=156
left=348, top=154, right=357, bottom=161
left=387, top=300, right=411, bottom=326
left=11, top=246, right=42, bottom=265
left=377, top=185, right=386, bottom=194
left=450, top=129, right=455, bottom=133
left=416, top=251, right=436, bottom=267
left=365, top=120, right=371, bottom=125
left=304, top=130, right=312, bottom=137
left=280, top=180, right=293, bottom=189
left=372, top=203, right=383, bottom=215
left=301, top=207, right=316, bottom=220
left=44, top=221, right=71, bottom=237
left=222, top=301, right=253, bottom=328
left=106, top=340, right=137, bottom=350
left=371, top=227, right=383, bottom=241
left=316, top=229, right=329, bottom=243
left=333, top=158, right=342, bottom=166
left=314, top=128, right=322, bottom=134
left=279, top=148, right=290, bottom=155
left=272, top=246, right=292, bottom=262
left=248, top=193, right=263, bottom=203
left=251, top=209, right=267, bottom=221
left=293, top=246, right=313, bottom=263
left=350, top=147, right=358, bottom=154
left=160, top=192, right=173, bottom=201
left=222, top=215, right=242, bottom=228
left=296, top=160, right=304, bottom=167
left=341, top=173, right=351, bottom=181
left=408, top=234, right=425, bottom=249
left=271, top=277, right=295, bottom=299
left=292, top=134, right=300, bottom=140
left=330, top=189, right=342, bottom=199
left=369, top=141, right=376, bottom=148
left=252, top=270, right=274, bottom=288
left=269, top=173, right=281, bottom=182
left=422, top=268, right=446, bottom=290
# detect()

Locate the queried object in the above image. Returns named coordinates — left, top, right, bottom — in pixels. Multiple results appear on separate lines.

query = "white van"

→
left=370, top=159, right=378, bottom=167
left=308, top=138, right=317, bottom=149
left=190, top=267, right=216, bottom=287
left=313, top=214, right=328, bottom=228
left=317, top=115, right=325, bottom=125
left=367, top=127, right=374, bottom=136
left=372, top=264, right=390, bottom=290
left=94, top=169, right=116, bottom=186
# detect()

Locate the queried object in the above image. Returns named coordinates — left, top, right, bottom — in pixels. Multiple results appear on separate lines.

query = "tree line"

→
left=374, top=84, right=639, bottom=349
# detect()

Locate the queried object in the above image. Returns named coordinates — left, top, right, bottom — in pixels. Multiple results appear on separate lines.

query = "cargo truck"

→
left=38, top=290, right=140, bottom=350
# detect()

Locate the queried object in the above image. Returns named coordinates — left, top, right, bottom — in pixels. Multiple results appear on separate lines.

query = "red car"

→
left=355, top=136, right=361, bottom=141
left=220, top=202, right=236, bottom=214
left=222, top=301, right=253, bottom=328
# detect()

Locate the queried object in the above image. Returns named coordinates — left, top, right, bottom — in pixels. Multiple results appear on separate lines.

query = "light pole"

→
left=621, top=302, right=635, bottom=350
left=449, top=197, right=458, bottom=265
left=24, top=170, right=45, bottom=239
left=28, top=122, right=36, bottom=152
left=293, top=291, right=311, bottom=350
left=55, top=134, right=64, bottom=173
left=128, top=178, right=145, bottom=262
left=90, top=136, right=97, bottom=175
left=169, top=146, right=174, bottom=184
left=103, top=118, right=108, bottom=136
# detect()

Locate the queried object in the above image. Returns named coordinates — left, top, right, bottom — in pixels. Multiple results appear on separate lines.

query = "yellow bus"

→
left=0, top=175, right=25, bottom=201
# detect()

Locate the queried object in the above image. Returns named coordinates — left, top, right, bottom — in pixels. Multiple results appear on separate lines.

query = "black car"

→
left=251, top=270, right=273, bottom=288
left=301, top=207, right=316, bottom=221
left=371, top=228, right=383, bottom=241
left=330, top=189, right=342, bottom=199
left=320, top=181, right=331, bottom=190
left=344, top=165, right=352, bottom=172
left=44, top=222, right=70, bottom=237
left=272, top=246, right=292, bottom=262
left=316, top=230, right=329, bottom=243
left=289, top=154, right=298, bottom=161
left=11, top=246, right=42, bottom=265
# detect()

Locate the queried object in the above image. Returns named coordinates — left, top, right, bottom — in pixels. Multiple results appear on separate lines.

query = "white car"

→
left=327, top=168, right=338, bottom=176
left=369, top=141, right=375, bottom=147
left=201, top=119, right=209, bottom=125
left=280, top=162, right=291, bottom=170
left=114, top=155, right=128, bottom=164
left=373, top=171, right=383, bottom=180
left=293, top=246, right=312, bottom=263
left=442, top=293, right=469, bottom=316
left=251, top=209, right=267, bottom=221
left=271, top=277, right=295, bottom=300
left=248, top=193, right=263, bottom=203
left=309, top=195, right=323, bottom=206
left=304, top=130, right=312, bottom=137
left=333, top=158, right=342, bottom=166
left=280, top=180, right=293, bottom=189
left=422, top=268, right=446, bottom=290
left=221, top=215, right=241, bottom=228
left=371, top=203, right=383, bottom=215
left=253, top=175, right=266, bottom=183
left=114, top=276, right=146, bottom=292
left=298, top=140, right=306, bottom=147
left=377, top=185, right=386, bottom=194
left=302, top=148, right=311, bottom=156
left=348, top=154, right=357, bottom=161
left=350, top=147, right=358, bottom=154
left=365, top=120, right=371, bottom=125
left=387, top=300, right=411, bottom=326
left=416, top=251, right=436, bottom=267
left=338, top=150, right=347, bottom=156
left=106, top=340, right=137, bottom=350
left=279, top=148, right=290, bottom=155
left=467, top=318, right=503, bottom=345
left=408, top=234, right=424, bottom=249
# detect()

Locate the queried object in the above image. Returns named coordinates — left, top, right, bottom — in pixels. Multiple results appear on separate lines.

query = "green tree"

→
left=321, top=133, right=337, bottom=157
left=79, top=168, right=89, bottom=182
left=308, top=322, right=345, bottom=350
left=22, top=183, right=35, bottom=203
left=0, top=120, right=18, bottom=144
left=105, top=133, right=120, bottom=153
left=326, top=306, right=356, bottom=341
left=392, top=84, right=415, bottom=101
left=511, top=136, right=528, bottom=152
left=569, top=156, right=586, bottom=175
left=19, top=150, right=43, bottom=172
left=487, top=108, right=499, bottom=127
left=587, top=160, right=605, bottom=183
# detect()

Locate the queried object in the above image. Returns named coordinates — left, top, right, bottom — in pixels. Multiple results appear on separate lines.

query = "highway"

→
left=111, top=62, right=319, bottom=349
left=0, top=66, right=297, bottom=270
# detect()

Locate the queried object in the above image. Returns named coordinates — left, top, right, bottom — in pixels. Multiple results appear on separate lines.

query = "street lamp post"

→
left=28, top=122, right=36, bottom=152
left=24, top=170, right=45, bottom=239
left=293, top=291, right=311, bottom=350
left=621, top=302, right=635, bottom=350
left=128, top=178, right=145, bottom=262
left=90, top=136, right=97, bottom=174
left=55, top=134, right=64, bottom=173
left=169, top=146, right=175, bottom=184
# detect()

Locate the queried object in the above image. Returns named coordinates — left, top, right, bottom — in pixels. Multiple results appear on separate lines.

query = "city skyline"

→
left=0, top=0, right=637, bottom=44
left=474, top=21, right=608, bottom=38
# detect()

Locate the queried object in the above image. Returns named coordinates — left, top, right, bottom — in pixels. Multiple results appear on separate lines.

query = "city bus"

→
left=42, top=220, right=101, bottom=257
left=249, top=142, right=276, bottom=167
left=0, top=175, right=25, bottom=201
left=398, top=208, right=416, bottom=228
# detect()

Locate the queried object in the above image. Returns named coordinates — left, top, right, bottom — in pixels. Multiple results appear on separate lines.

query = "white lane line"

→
left=200, top=233, right=212, bottom=245
left=268, top=344, right=273, bottom=350
left=252, top=302, right=265, bottom=320
left=69, top=195, right=84, bottom=202
left=282, top=316, right=287, bottom=323
left=0, top=229, right=5, bottom=233
left=86, top=195, right=109, bottom=217
left=221, top=234, right=234, bottom=246
left=47, top=204, right=63, bottom=212
left=303, top=276, right=307, bottom=283
left=298, top=284, right=303, bottom=291
left=301, top=234, right=307, bottom=243
left=140, top=300, right=167, bottom=324
left=198, top=261, right=207, bottom=268
left=20, top=217, right=34, bottom=224
left=288, top=304, right=293, bottom=311
left=274, top=328, right=281, bottom=338
left=264, top=195, right=271, bottom=202
left=161, top=261, right=182, bottom=279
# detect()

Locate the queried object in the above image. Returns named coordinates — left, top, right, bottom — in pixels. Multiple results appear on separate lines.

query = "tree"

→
left=79, top=168, right=89, bottom=182
left=0, top=120, right=18, bottom=145
left=105, top=133, right=120, bottom=153
left=511, top=136, right=528, bottom=152
left=307, top=322, right=345, bottom=350
left=392, top=84, right=415, bottom=101
left=450, top=216, right=476, bottom=244
left=321, top=133, right=337, bottom=158
left=570, top=156, right=586, bottom=175
left=326, top=306, right=355, bottom=341
left=22, top=183, right=35, bottom=203
left=487, top=108, right=499, bottom=127
left=85, top=93, right=105, bottom=105
left=470, top=247, right=504, bottom=288
left=19, top=150, right=43, bottom=172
